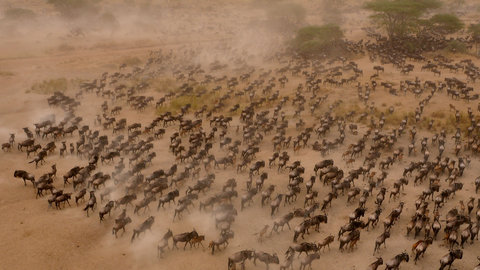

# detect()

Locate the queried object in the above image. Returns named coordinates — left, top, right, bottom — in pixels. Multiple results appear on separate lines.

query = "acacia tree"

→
left=292, top=24, right=344, bottom=56
left=469, top=24, right=480, bottom=55
left=47, top=0, right=101, bottom=18
left=364, top=0, right=441, bottom=40
left=427, top=14, right=464, bottom=35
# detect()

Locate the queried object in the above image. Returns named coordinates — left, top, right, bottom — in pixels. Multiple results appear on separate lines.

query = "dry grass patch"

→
left=28, top=78, right=68, bottom=94
left=0, top=71, right=15, bottom=77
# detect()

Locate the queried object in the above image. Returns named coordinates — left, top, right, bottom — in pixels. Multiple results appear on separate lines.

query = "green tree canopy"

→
left=292, top=24, right=344, bottom=56
left=364, top=0, right=442, bottom=39
left=427, top=14, right=464, bottom=34
left=469, top=23, right=480, bottom=54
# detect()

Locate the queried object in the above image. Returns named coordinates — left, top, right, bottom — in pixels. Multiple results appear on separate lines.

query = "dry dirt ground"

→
left=1, top=1, right=480, bottom=270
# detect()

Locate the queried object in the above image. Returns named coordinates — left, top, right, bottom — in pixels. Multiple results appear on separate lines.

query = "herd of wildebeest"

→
left=4, top=32, right=480, bottom=270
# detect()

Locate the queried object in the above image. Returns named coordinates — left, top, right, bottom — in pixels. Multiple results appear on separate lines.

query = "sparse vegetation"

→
left=99, top=12, right=119, bottom=31
left=0, top=71, right=15, bottom=77
left=292, top=24, right=344, bottom=56
left=469, top=23, right=480, bottom=55
left=156, top=92, right=218, bottom=115
left=149, top=78, right=178, bottom=93
left=426, top=14, right=464, bottom=34
left=364, top=0, right=442, bottom=40
left=266, top=1, right=306, bottom=34
left=3, top=8, right=36, bottom=21
left=58, top=43, right=76, bottom=52
left=121, top=56, right=142, bottom=66
left=47, top=0, right=101, bottom=18
left=29, top=78, right=68, bottom=94
left=431, top=110, right=446, bottom=119
left=445, top=40, right=468, bottom=53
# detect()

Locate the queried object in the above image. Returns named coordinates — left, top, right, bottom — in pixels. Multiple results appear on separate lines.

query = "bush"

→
left=30, top=78, right=68, bottom=94
left=428, top=14, right=463, bottom=34
left=445, top=40, right=467, bottom=53
left=121, top=56, right=142, bottom=66
left=47, top=0, right=101, bottom=18
left=58, top=43, right=76, bottom=52
left=0, top=71, right=15, bottom=77
left=149, top=78, right=177, bottom=93
left=99, top=12, right=119, bottom=30
left=430, top=110, right=445, bottom=118
left=3, top=8, right=36, bottom=21
left=267, top=2, right=306, bottom=33
left=157, top=92, right=217, bottom=115
left=292, top=24, right=344, bottom=56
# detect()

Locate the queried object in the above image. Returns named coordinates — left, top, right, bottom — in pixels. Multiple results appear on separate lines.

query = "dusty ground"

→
left=1, top=1, right=480, bottom=270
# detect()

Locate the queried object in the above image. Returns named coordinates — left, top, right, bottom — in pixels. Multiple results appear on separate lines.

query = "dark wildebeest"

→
left=439, top=249, right=463, bottom=270
left=99, top=201, right=115, bottom=221
left=13, top=170, right=35, bottom=186
left=157, top=229, right=173, bottom=258
left=83, top=191, right=97, bottom=216
left=131, top=216, right=155, bottom=242
left=112, top=217, right=132, bottom=237
left=385, top=251, right=409, bottom=270
left=228, top=250, right=255, bottom=270
left=172, top=230, right=198, bottom=250
left=253, top=251, right=279, bottom=270
left=299, top=252, right=320, bottom=270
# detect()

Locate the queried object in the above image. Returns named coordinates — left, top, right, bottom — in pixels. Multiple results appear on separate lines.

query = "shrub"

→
left=47, top=0, right=101, bottom=18
left=0, top=71, right=15, bottom=77
left=150, top=78, right=177, bottom=93
left=99, top=12, right=119, bottom=30
left=58, top=43, right=76, bottom=52
left=121, top=56, right=142, bottom=66
left=292, top=24, right=344, bottom=56
left=445, top=40, right=467, bottom=53
left=30, top=78, right=68, bottom=94
left=428, top=13, right=463, bottom=34
left=3, top=8, right=36, bottom=21
left=267, top=1, right=306, bottom=33
left=430, top=110, right=445, bottom=118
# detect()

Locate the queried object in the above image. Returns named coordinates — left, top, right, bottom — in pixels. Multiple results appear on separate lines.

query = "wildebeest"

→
left=412, top=237, right=433, bottom=264
left=13, top=170, right=35, bottom=186
left=131, top=216, right=155, bottom=242
left=112, top=217, right=132, bottom=237
left=83, top=191, right=97, bottom=216
left=157, top=229, right=173, bottom=258
left=439, top=249, right=463, bottom=270
left=99, top=201, right=115, bottom=221
left=253, top=251, right=279, bottom=270
left=299, top=252, right=320, bottom=270
left=385, top=251, right=409, bottom=270
left=172, top=230, right=198, bottom=250
left=228, top=250, right=255, bottom=270
left=367, top=257, right=383, bottom=270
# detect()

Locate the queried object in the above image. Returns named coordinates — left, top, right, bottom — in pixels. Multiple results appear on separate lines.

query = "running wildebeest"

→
left=13, top=170, right=35, bottom=186
left=131, top=216, right=155, bottom=242
left=253, top=251, right=279, bottom=270
left=172, top=230, right=198, bottom=250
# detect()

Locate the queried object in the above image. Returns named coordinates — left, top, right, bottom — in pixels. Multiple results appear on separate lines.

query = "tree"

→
left=427, top=14, right=463, bottom=34
left=266, top=2, right=306, bottom=34
left=469, top=23, right=480, bottom=55
left=292, top=24, right=344, bottom=56
left=47, top=0, right=101, bottom=18
left=4, top=8, right=36, bottom=21
left=364, top=0, right=441, bottom=40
